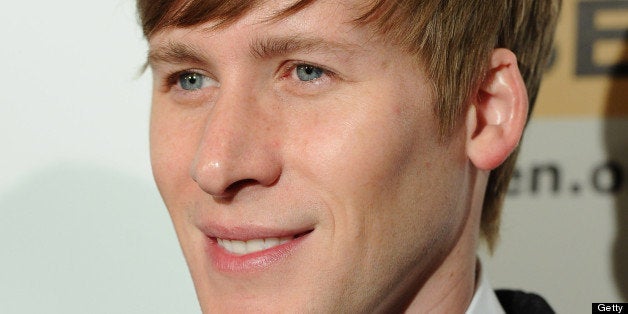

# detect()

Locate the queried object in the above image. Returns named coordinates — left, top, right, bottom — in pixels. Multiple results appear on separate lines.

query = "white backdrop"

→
left=1, top=1, right=626, bottom=313
left=0, top=1, right=198, bottom=313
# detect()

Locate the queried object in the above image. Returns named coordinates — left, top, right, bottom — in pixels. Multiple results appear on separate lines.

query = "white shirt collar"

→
left=465, top=260, right=505, bottom=314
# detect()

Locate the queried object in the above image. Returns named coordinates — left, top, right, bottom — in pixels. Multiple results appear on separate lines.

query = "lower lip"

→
left=206, top=233, right=310, bottom=273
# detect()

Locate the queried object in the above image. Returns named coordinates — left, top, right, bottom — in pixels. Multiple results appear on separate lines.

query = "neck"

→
left=403, top=243, right=478, bottom=313
left=403, top=168, right=487, bottom=313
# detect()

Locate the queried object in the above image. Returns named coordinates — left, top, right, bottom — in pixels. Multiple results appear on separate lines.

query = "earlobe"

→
left=466, top=48, right=528, bottom=171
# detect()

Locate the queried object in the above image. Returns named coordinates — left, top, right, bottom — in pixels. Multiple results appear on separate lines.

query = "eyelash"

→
left=164, top=70, right=209, bottom=89
left=282, top=62, right=336, bottom=83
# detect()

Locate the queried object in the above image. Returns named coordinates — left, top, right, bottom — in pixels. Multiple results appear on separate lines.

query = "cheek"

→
left=149, top=98, right=206, bottom=204
left=286, top=91, right=439, bottom=246
left=292, top=94, right=436, bottom=205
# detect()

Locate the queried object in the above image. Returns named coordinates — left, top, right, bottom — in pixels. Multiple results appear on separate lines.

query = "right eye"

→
left=178, top=72, right=219, bottom=90
left=295, top=64, right=325, bottom=82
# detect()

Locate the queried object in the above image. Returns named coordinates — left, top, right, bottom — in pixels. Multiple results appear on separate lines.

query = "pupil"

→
left=189, top=75, right=197, bottom=84
left=305, top=67, right=313, bottom=75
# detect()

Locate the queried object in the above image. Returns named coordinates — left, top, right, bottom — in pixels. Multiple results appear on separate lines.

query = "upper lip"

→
left=198, top=222, right=315, bottom=241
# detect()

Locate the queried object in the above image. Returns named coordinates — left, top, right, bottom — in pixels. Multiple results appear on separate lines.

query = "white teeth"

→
left=218, top=236, right=292, bottom=255
left=245, top=239, right=265, bottom=253
left=264, top=237, right=279, bottom=249
left=231, top=240, right=246, bottom=255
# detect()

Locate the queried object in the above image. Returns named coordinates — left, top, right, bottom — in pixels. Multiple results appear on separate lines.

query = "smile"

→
left=217, top=237, right=292, bottom=255
left=215, top=229, right=312, bottom=255
left=203, top=225, right=314, bottom=274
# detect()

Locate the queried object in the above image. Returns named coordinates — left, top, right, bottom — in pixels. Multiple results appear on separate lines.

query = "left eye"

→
left=295, top=64, right=324, bottom=81
left=178, top=72, right=218, bottom=90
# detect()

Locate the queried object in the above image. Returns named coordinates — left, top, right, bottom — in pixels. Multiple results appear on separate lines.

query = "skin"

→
left=148, top=0, right=527, bottom=312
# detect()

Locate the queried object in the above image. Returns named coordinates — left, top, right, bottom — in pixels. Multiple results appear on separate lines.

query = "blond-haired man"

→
left=139, top=0, right=560, bottom=312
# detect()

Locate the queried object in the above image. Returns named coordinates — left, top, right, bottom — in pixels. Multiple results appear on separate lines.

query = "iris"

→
left=179, top=72, right=205, bottom=90
left=296, top=65, right=324, bottom=81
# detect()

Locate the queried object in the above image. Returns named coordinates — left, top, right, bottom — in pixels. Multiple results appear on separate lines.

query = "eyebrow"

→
left=248, top=36, right=361, bottom=59
left=148, top=41, right=208, bottom=67
left=148, top=35, right=361, bottom=68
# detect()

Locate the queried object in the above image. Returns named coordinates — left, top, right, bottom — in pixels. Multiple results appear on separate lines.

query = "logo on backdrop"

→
left=508, top=161, right=625, bottom=196
left=534, top=0, right=628, bottom=117
left=576, top=0, right=628, bottom=77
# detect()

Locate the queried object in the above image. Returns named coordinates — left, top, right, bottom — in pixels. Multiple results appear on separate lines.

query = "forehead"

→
left=149, top=0, right=371, bottom=37
left=147, top=0, right=384, bottom=63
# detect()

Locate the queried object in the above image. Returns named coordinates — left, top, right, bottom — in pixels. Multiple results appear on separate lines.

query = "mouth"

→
left=205, top=228, right=314, bottom=272
left=215, top=230, right=312, bottom=255
left=216, top=231, right=311, bottom=255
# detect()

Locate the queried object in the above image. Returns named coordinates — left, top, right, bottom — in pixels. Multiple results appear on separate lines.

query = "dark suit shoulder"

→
left=495, top=289, right=555, bottom=314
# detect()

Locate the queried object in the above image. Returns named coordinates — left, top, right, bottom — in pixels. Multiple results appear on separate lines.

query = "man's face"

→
left=149, top=0, right=472, bottom=311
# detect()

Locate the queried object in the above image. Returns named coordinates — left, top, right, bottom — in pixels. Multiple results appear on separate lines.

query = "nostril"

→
left=224, top=179, right=259, bottom=196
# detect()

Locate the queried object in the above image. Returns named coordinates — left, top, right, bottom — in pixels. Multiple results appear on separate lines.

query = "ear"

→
left=466, top=48, right=528, bottom=171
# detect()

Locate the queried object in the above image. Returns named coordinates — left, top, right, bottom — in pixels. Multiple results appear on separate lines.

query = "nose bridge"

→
left=190, top=80, right=281, bottom=197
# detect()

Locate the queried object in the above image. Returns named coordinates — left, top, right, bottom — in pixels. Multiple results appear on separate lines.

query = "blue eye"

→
left=295, top=65, right=324, bottom=81
left=179, top=72, right=202, bottom=90
left=178, top=72, right=218, bottom=90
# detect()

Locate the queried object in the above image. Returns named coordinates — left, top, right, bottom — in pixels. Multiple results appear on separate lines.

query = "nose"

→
left=190, top=86, right=282, bottom=199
